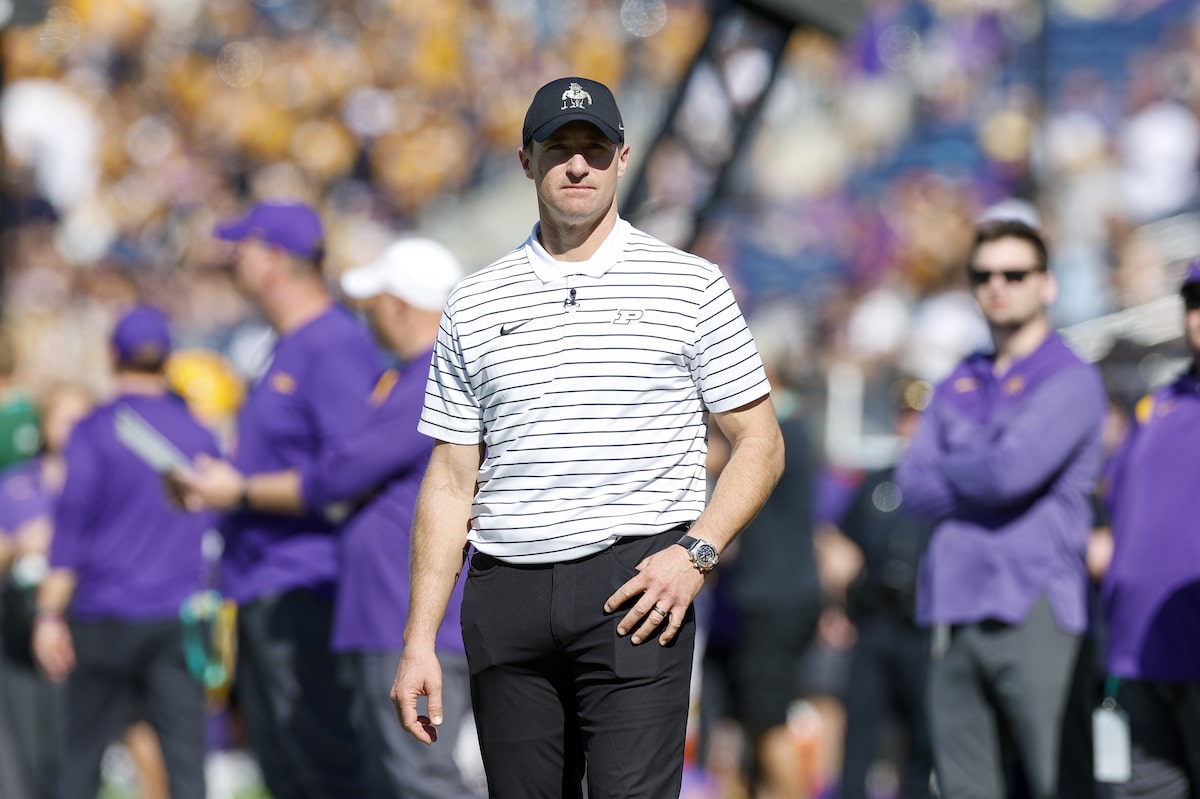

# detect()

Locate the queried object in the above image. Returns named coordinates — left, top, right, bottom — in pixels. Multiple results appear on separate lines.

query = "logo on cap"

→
left=561, top=83, right=592, bottom=111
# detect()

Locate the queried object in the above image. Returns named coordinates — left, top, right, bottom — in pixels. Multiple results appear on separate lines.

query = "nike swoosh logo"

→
left=499, top=320, right=532, bottom=336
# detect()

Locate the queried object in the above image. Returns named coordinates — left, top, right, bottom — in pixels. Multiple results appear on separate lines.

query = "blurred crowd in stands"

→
left=3, top=0, right=1200, bottom=797
left=3, top=0, right=1198, bottom=430
left=0, top=0, right=1196, bottom=391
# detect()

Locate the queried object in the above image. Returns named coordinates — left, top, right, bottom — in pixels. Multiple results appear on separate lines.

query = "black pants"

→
left=0, top=653, right=61, bottom=799
left=461, top=528, right=696, bottom=799
left=2, top=583, right=61, bottom=799
left=236, top=588, right=362, bottom=799
left=1111, top=681, right=1200, bottom=799
left=59, top=617, right=205, bottom=799
left=841, top=616, right=933, bottom=799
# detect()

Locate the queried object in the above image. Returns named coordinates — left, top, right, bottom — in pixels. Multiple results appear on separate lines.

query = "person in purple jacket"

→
left=173, top=237, right=477, bottom=798
left=29, top=305, right=220, bottom=799
left=1100, top=259, right=1200, bottom=799
left=896, top=219, right=1107, bottom=799
left=208, top=200, right=382, bottom=798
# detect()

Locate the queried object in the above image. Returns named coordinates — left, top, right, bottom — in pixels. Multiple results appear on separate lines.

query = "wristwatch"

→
left=676, top=535, right=719, bottom=575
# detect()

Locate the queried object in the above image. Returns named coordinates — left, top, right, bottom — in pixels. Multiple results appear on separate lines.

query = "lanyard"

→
left=180, top=589, right=237, bottom=704
left=1102, top=675, right=1122, bottom=711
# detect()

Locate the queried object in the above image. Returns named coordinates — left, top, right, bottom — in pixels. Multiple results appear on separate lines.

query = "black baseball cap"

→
left=522, top=77, right=624, bottom=147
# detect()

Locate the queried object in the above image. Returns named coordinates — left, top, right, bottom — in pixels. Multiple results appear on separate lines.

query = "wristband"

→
left=238, top=481, right=251, bottom=511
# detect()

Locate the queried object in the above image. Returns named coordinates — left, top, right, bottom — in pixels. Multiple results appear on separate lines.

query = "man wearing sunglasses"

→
left=1099, top=259, right=1200, bottom=799
left=896, top=219, right=1107, bottom=799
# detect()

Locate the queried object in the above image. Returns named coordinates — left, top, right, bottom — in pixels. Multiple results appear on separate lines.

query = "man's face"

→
left=968, top=236, right=1054, bottom=330
left=519, top=121, right=629, bottom=228
left=41, top=388, right=92, bottom=454
left=1184, top=287, right=1200, bottom=356
left=231, top=239, right=280, bottom=300
left=361, top=292, right=404, bottom=353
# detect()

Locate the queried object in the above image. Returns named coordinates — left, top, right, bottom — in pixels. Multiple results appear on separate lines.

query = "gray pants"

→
left=341, top=650, right=477, bottom=799
left=929, top=596, right=1081, bottom=799
left=1111, top=681, right=1200, bottom=799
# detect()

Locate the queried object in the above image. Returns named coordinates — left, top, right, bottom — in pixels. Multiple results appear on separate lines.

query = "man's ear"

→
left=1041, top=270, right=1059, bottom=308
left=519, top=145, right=533, bottom=179
left=616, top=143, right=630, bottom=178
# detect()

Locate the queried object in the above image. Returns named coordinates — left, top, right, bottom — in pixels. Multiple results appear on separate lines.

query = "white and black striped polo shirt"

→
left=418, top=218, right=770, bottom=563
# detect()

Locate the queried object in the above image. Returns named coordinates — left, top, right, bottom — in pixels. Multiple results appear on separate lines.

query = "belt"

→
left=471, top=522, right=693, bottom=570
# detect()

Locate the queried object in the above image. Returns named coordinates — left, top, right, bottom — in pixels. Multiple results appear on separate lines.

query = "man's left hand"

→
left=603, top=544, right=705, bottom=646
left=167, top=454, right=245, bottom=512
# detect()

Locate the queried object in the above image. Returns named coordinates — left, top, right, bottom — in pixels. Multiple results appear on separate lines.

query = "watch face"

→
left=695, top=543, right=718, bottom=567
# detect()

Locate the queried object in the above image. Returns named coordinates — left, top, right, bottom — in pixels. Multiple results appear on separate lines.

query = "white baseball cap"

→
left=340, top=237, right=463, bottom=310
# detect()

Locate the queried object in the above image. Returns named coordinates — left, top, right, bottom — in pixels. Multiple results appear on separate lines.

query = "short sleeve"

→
left=689, top=270, right=770, bottom=412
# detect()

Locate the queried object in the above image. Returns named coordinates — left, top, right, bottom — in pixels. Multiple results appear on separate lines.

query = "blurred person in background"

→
left=1057, top=393, right=1134, bottom=799
left=896, top=219, right=1107, bottom=799
left=700, top=340, right=822, bottom=799
left=390, top=76, right=784, bottom=799
left=165, top=348, right=247, bottom=452
left=1098, top=259, right=1200, bottom=799
left=0, top=383, right=94, bottom=799
left=0, top=331, right=42, bottom=473
left=0, top=382, right=179, bottom=799
left=835, top=379, right=935, bottom=799
left=172, top=237, right=480, bottom=799
left=29, top=305, right=220, bottom=799
left=208, top=199, right=382, bottom=799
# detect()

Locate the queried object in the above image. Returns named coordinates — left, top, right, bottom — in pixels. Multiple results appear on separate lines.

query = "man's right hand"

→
left=32, top=614, right=75, bottom=683
left=391, top=648, right=444, bottom=745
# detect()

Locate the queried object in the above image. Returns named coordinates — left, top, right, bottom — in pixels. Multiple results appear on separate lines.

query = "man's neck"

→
left=990, top=316, right=1052, bottom=376
left=536, top=207, right=618, bottom=262
left=394, top=320, right=440, bottom=362
left=265, top=280, right=332, bottom=334
left=115, top=372, right=166, bottom=396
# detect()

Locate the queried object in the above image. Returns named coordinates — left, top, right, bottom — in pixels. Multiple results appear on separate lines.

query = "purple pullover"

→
left=1103, top=367, right=1200, bottom=681
left=220, top=306, right=382, bottom=604
left=896, top=333, right=1106, bottom=634
left=0, top=458, right=53, bottom=534
left=299, top=349, right=464, bottom=655
left=50, top=394, right=220, bottom=621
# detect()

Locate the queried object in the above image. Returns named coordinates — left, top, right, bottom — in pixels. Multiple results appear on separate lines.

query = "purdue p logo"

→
left=613, top=310, right=644, bottom=325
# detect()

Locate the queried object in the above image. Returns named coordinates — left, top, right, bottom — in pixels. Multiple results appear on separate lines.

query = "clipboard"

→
left=114, top=405, right=195, bottom=476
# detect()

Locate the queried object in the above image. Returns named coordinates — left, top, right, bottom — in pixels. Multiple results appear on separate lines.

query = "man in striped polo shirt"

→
left=391, top=76, right=785, bottom=798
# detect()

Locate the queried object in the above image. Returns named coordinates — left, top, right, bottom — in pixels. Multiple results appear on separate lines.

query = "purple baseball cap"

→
left=112, top=305, right=171, bottom=368
left=213, top=200, right=323, bottom=258
left=1182, top=257, right=1200, bottom=293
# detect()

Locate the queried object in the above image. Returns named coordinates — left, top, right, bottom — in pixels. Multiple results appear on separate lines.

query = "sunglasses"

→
left=1184, top=291, right=1200, bottom=311
left=967, top=267, right=1045, bottom=287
